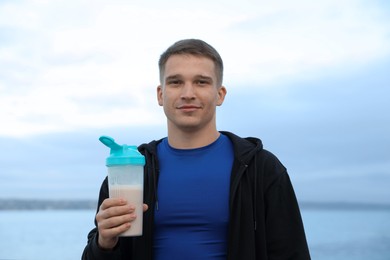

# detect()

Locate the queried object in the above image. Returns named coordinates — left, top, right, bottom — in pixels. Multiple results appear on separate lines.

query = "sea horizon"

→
left=1, top=198, right=390, bottom=211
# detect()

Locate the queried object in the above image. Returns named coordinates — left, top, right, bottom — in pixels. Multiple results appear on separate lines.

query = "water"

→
left=302, top=209, right=390, bottom=260
left=0, top=210, right=95, bottom=260
left=0, top=209, right=389, bottom=259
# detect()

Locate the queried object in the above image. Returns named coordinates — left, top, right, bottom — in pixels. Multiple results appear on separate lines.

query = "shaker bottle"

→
left=99, top=135, right=145, bottom=236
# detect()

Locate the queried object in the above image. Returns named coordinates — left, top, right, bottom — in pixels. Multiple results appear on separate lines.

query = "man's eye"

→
left=196, top=80, right=208, bottom=85
left=168, top=80, right=181, bottom=85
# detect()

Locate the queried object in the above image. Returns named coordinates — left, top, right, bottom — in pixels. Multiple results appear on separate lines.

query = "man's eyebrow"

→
left=196, top=75, right=213, bottom=80
left=195, top=75, right=214, bottom=83
left=164, top=74, right=213, bottom=82
left=165, top=75, right=181, bottom=81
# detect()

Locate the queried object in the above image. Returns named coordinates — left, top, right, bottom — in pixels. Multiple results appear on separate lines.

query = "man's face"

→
left=157, top=54, right=226, bottom=133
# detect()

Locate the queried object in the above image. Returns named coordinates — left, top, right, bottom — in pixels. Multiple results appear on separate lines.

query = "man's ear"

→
left=157, top=85, right=163, bottom=106
left=216, top=86, right=227, bottom=106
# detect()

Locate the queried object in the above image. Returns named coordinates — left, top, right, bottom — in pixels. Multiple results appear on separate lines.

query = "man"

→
left=82, top=39, right=311, bottom=259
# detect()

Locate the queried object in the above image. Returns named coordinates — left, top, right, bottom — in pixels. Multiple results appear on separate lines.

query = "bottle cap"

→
left=99, top=136, right=145, bottom=166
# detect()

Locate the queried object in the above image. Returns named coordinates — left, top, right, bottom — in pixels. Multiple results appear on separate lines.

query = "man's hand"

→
left=95, top=198, right=148, bottom=250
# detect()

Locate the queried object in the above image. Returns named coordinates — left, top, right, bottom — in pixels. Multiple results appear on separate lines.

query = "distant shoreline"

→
left=299, top=201, right=390, bottom=211
left=1, top=198, right=390, bottom=211
left=0, top=199, right=98, bottom=210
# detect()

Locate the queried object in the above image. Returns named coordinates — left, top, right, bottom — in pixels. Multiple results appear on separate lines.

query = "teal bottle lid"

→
left=99, top=136, right=145, bottom=166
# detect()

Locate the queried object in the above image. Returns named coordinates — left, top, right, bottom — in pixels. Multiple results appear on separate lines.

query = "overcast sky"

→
left=1, top=0, right=389, bottom=204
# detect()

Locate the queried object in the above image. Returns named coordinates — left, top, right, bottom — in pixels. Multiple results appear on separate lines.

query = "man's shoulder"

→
left=138, top=138, right=165, bottom=155
left=221, top=131, right=263, bottom=152
left=221, top=131, right=284, bottom=166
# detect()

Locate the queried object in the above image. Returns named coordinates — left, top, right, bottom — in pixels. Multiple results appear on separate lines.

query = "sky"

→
left=1, top=0, right=389, bottom=204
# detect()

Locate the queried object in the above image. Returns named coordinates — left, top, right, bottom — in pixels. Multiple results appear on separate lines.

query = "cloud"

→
left=0, top=0, right=389, bottom=137
left=220, top=0, right=390, bottom=85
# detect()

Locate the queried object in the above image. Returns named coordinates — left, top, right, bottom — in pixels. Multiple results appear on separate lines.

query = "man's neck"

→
left=167, top=126, right=220, bottom=149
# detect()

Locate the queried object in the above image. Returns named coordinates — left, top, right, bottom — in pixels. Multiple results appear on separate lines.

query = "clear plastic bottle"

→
left=99, top=136, right=145, bottom=236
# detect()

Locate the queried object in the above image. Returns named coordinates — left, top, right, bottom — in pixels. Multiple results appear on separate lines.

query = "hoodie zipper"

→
left=230, top=157, right=258, bottom=231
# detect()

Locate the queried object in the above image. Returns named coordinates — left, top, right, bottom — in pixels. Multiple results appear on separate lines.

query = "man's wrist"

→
left=96, top=235, right=119, bottom=251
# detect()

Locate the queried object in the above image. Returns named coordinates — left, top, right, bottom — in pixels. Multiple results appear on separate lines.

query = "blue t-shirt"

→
left=153, top=134, right=234, bottom=260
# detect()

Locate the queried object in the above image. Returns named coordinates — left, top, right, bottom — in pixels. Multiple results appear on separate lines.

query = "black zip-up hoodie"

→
left=82, top=131, right=311, bottom=260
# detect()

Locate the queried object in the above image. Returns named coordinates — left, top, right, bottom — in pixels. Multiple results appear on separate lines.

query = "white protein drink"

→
left=109, top=185, right=143, bottom=236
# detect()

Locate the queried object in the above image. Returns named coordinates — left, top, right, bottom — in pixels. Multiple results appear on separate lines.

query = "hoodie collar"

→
left=220, top=131, right=263, bottom=165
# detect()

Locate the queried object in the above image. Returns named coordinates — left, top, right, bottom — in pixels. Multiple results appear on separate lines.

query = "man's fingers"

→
left=99, top=213, right=135, bottom=229
left=99, top=221, right=131, bottom=239
left=99, top=198, right=127, bottom=211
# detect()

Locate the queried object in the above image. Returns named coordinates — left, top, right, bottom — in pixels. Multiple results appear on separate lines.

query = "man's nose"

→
left=181, top=82, right=196, bottom=99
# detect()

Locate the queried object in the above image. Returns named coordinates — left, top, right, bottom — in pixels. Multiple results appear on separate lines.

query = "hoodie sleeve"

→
left=262, top=152, right=311, bottom=260
left=81, top=178, right=122, bottom=260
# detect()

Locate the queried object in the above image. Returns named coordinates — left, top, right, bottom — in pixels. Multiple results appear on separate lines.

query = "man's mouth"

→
left=177, top=105, right=201, bottom=112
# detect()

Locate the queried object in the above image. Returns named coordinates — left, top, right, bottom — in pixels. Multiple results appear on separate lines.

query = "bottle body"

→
left=107, top=165, right=144, bottom=236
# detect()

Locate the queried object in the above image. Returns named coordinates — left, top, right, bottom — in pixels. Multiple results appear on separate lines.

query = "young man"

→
left=82, top=39, right=311, bottom=259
